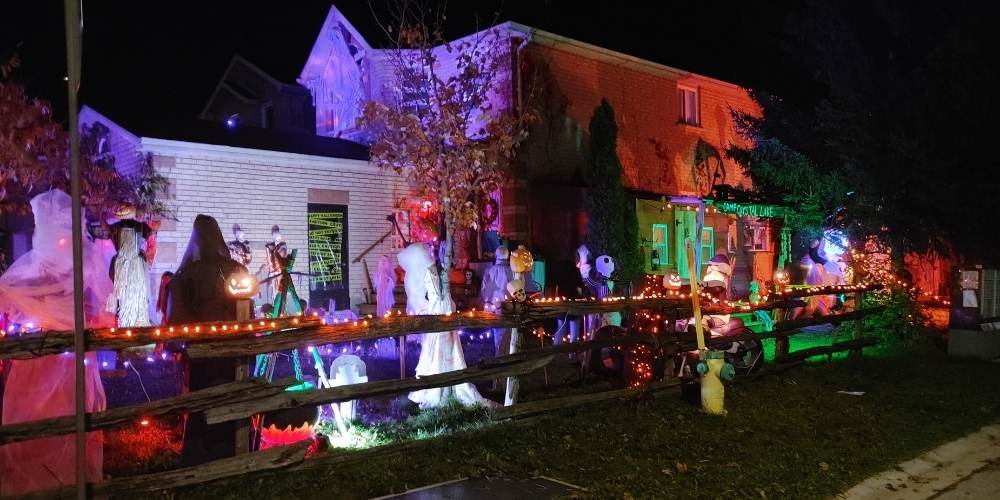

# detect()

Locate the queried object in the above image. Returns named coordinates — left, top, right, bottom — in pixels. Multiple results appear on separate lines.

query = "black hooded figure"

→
left=166, top=214, right=247, bottom=466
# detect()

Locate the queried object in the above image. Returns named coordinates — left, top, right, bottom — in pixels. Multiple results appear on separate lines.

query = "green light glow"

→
left=710, top=200, right=786, bottom=218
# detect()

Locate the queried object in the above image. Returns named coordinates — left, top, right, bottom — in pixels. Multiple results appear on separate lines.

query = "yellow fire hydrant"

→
left=697, top=350, right=735, bottom=415
left=685, top=238, right=735, bottom=415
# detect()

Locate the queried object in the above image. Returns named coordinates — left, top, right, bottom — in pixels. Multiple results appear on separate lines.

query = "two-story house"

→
left=69, top=5, right=775, bottom=315
left=297, top=6, right=772, bottom=296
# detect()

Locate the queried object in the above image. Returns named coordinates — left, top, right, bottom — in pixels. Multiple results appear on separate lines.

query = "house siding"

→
left=144, top=141, right=410, bottom=309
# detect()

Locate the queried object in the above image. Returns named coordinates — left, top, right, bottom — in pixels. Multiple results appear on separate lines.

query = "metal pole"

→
left=62, top=1, right=86, bottom=498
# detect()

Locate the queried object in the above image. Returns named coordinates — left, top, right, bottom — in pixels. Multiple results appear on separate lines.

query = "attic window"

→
left=678, top=86, right=700, bottom=126
left=226, top=80, right=256, bottom=101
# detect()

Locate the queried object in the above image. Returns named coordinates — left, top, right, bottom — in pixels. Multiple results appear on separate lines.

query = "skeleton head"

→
left=596, top=255, right=615, bottom=278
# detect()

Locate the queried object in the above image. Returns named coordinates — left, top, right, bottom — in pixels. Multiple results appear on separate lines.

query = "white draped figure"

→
left=374, top=254, right=397, bottom=317
left=480, top=246, right=513, bottom=353
left=0, top=190, right=112, bottom=495
left=397, top=243, right=492, bottom=409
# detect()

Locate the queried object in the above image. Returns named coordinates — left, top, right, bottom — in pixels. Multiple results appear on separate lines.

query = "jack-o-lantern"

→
left=509, top=245, right=533, bottom=274
left=226, top=271, right=259, bottom=298
left=663, top=272, right=683, bottom=289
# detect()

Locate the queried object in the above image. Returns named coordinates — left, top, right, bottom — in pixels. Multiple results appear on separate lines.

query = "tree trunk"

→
left=441, top=218, right=454, bottom=308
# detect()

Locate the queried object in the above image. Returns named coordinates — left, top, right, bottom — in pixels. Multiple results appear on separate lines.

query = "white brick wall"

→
left=141, top=139, right=410, bottom=309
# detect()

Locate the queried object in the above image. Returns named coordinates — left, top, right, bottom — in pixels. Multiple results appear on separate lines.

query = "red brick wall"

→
left=521, top=43, right=760, bottom=196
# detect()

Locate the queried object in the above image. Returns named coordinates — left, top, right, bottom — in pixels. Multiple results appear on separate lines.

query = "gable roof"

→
left=82, top=105, right=368, bottom=161
left=300, top=5, right=373, bottom=83
left=200, top=54, right=309, bottom=120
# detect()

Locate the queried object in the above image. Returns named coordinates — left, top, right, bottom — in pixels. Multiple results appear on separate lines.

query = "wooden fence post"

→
left=850, top=290, right=864, bottom=359
left=503, top=327, right=521, bottom=406
left=234, top=299, right=253, bottom=454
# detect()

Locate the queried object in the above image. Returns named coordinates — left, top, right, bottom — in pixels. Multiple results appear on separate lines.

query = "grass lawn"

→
left=178, top=342, right=999, bottom=499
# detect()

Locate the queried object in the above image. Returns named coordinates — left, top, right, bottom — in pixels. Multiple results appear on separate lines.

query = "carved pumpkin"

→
left=225, top=271, right=259, bottom=298
left=509, top=245, right=533, bottom=274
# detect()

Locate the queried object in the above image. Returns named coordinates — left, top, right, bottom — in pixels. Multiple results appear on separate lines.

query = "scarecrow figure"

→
left=107, top=205, right=154, bottom=327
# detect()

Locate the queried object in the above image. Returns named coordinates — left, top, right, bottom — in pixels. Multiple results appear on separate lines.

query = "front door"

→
left=307, top=203, right=349, bottom=310
left=675, top=210, right=697, bottom=278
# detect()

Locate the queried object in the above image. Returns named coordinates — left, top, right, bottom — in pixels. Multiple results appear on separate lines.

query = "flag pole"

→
left=62, top=1, right=86, bottom=498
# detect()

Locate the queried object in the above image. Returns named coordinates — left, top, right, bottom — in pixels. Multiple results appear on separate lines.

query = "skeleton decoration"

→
left=506, top=245, right=534, bottom=302
left=265, top=225, right=302, bottom=317
left=227, top=223, right=252, bottom=267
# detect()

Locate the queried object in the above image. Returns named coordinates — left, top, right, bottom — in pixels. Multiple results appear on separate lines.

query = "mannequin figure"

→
left=107, top=205, right=153, bottom=328
left=228, top=223, right=252, bottom=267
left=399, top=243, right=491, bottom=409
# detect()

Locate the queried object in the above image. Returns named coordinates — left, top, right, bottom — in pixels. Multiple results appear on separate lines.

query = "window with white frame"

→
left=678, top=86, right=700, bottom=126
left=650, top=223, right=669, bottom=271
left=700, top=226, right=715, bottom=263
left=744, top=218, right=772, bottom=252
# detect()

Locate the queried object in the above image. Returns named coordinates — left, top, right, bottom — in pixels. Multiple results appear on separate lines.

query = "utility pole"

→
left=62, top=1, right=86, bottom=498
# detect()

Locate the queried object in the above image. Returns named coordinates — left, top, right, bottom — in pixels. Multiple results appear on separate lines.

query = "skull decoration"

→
left=506, top=279, right=527, bottom=302
left=506, top=245, right=534, bottom=302
left=225, top=271, right=259, bottom=299
left=595, top=255, right=615, bottom=279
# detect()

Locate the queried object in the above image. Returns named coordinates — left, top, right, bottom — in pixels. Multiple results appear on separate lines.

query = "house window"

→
left=700, top=227, right=715, bottom=263
left=744, top=218, right=772, bottom=252
left=678, top=86, right=700, bottom=126
left=262, top=103, right=273, bottom=129
left=650, top=224, right=670, bottom=271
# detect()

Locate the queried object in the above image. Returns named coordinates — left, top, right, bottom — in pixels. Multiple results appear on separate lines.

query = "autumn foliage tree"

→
left=1, top=52, right=169, bottom=224
left=358, top=4, right=536, bottom=300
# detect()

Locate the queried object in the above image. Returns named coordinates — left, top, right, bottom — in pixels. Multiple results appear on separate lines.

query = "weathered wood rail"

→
left=0, top=282, right=884, bottom=498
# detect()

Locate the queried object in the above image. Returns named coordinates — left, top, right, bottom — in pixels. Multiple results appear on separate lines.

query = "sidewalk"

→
left=837, top=423, right=1000, bottom=500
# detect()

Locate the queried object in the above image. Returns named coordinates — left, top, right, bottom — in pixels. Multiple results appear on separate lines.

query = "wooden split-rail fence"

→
left=0, top=283, right=883, bottom=498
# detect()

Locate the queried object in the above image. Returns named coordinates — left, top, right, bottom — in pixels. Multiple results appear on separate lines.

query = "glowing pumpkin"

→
left=509, top=245, right=534, bottom=274
left=226, top=272, right=259, bottom=298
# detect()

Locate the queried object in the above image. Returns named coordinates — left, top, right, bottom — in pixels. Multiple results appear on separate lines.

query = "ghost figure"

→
left=397, top=243, right=492, bottom=409
left=481, top=246, right=513, bottom=308
left=481, top=247, right=513, bottom=354
left=0, top=190, right=112, bottom=495
left=576, top=245, right=592, bottom=283
left=328, top=355, right=368, bottom=421
left=400, top=245, right=431, bottom=316
left=374, top=255, right=397, bottom=317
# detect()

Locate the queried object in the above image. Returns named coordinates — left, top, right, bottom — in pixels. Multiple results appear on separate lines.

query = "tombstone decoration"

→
left=328, top=355, right=368, bottom=422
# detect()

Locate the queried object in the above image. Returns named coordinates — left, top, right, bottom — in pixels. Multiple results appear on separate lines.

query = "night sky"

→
left=1, top=1, right=792, bottom=127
